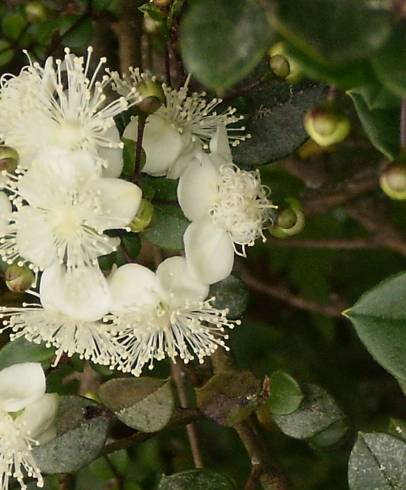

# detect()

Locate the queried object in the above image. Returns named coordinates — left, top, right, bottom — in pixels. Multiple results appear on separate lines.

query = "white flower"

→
left=106, top=256, right=240, bottom=376
left=0, top=192, right=11, bottom=236
left=0, top=148, right=141, bottom=271
left=113, top=69, right=248, bottom=178
left=0, top=47, right=137, bottom=176
left=0, top=362, right=58, bottom=490
left=178, top=125, right=274, bottom=284
left=0, top=263, right=125, bottom=368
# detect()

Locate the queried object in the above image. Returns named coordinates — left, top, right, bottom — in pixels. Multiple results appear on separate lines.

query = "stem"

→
left=401, top=99, right=406, bottom=150
left=103, top=455, right=124, bottom=490
left=165, top=44, right=172, bottom=85
left=134, top=114, right=146, bottom=184
left=171, top=363, right=204, bottom=468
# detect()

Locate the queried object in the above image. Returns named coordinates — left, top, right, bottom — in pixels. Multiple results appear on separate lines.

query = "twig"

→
left=134, top=114, right=146, bottom=184
left=401, top=99, right=406, bottom=149
left=113, top=0, right=143, bottom=73
left=58, top=474, right=75, bottom=490
left=103, top=455, right=125, bottom=490
left=171, top=362, right=204, bottom=468
left=241, top=269, right=346, bottom=318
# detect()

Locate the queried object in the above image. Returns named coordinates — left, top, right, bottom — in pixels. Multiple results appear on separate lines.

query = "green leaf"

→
left=196, top=370, right=261, bottom=427
left=348, top=433, right=406, bottom=489
left=142, top=204, right=189, bottom=251
left=98, top=377, right=175, bottom=432
left=273, top=383, right=348, bottom=443
left=2, top=13, right=27, bottom=41
left=158, top=470, right=236, bottom=489
left=0, top=337, right=54, bottom=370
left=57, top=16, right=94, bottom=49
left=0, top=39, right=14, bottom=66
left=271, top=0, right=392, bottom=65
left=180, top=0, right=273, bottom=92
left=122, top=138, right=136, bottom=179
left=349, top=83, right=400, bottom=111
left=232, top=79, right=325, bottom=165
left=139, top=3, right=166, bottom=22
left=121, top=233, right=142, bottom=259
left=267, top=370, right=303, bottom=416
left=349, top=91, right=400, bottom=160
left=345, top=271, right=406, bottom=382
left=33, top=396, right=110, bottom=473
left=209, top=275, right=249, bottom=319
left=372, top=23, right=406, bottom=98
left=141, top=175, right=178, bottom=202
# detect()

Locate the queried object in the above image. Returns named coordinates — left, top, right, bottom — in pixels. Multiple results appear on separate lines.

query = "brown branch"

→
left=241, top=269, right=346, bottom=318
left=113, top=0, right=143, bottom=73
left=171, top=362, right=204, bottom=468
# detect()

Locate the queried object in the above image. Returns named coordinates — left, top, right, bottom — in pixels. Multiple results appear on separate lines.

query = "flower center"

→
left=55, top=119, right=85, bottom=150
left=48, top=204, right=83, bottom=240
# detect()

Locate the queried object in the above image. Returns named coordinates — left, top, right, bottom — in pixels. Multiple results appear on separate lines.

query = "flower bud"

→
left=268, top=42, right=302, bottom=84
left=130, top=199, right=154, bottom=232
left=136, top=80, right=165, bottom=115
left=270, top=198, right=305, bottom=238
left=304, top=107, right=350, bottom=147
left=5, top=264, right=35, bottom=293
left=0, top=146, right=19, bottom=173
left=25, top=2, right=47, bottom=23
left=153, top=0, right=171, bottom=6
left=380, top=163, right=406, bottom=200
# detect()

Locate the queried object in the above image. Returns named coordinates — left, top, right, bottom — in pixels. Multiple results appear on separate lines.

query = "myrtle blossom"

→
left=112, top=68, right=248, bottom=178
left=0, top=362, right=58, bottom=490
left=106, top=256, right=240, bottom=376
left=178, top=125, right=275, bottom=284
left=0, top=148, right=141, bottom=273
left=0, top=47, right=138, bottom=176
left=0, top=263, right=125, bottom=368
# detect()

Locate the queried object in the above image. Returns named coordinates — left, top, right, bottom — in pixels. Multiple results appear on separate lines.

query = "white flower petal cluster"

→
left=0, top=362, right=57, bottom=490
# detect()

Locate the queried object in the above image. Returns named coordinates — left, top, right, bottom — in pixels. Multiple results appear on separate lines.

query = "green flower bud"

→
left=5, top=264, right=35, bottom=293
left=270, top=198, right=305, bottom=238
left=268, top=42, right=302, bottom=84
left=25, top=2, right=47, bottom=23
left=0, top=146, right=19, bottom=173
left=269, top=54, right=291, bottom=80
left=304, top=107, right=350, bottom=147
left=380, top=163, right=406, bottom=200
left=130, top=199, right=154, bottom=232
left=136, top=80, right=165, bottom=115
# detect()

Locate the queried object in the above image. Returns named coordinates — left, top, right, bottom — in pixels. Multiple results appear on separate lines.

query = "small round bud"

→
left=380, top=163, right=406, bottom=200
left=136, top=80, right=165, bottom=115
left=269, top=54, right=291, bottom=80
left=304, top=107, right=350, bottom=147
left=130, top=199, right=154, bottom=233
left=153, top=0, right=171, bottom=6
left=25, top=2, right=47, bottom=23
left=0, top=146, right=19, bottom=173
left=268, top=42, right=302, bottom=84
left=5, top=264, right=35, bottom=293
left=270, top=198, right=305, bottom=238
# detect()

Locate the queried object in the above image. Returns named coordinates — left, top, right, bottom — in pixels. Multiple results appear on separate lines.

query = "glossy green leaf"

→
left=348, top=433, right=406, bottom=489
left=349, top=83, right=400, bottom=111
left=267, top=370, right=303, bottom=416
left=2, top=13, right=27, bottom=41
left=180, top=0, right=272, bottom=92
left=141, top=175, right=178, bottom=202
left=142, top=204, right=189, bottom=251
left=273, top=383, right=348, bottom=443
left=33, top=396, right=110, bottom=473
left=0, top=39, right=14, bottom=66
left=98, top=377, right=175, bottom=432
left=210, top=275, right=249, bottom=319
left=158, top=470, right=236, bottom=489
left=0, top=337, right=54, bottom=370
left=121, top=233, right=142, bottom=259
left=349, top=92, right=400, bottom=160
left=272, top=0, right=392, bottom=65
left=232, top=79, right=324, bottom=165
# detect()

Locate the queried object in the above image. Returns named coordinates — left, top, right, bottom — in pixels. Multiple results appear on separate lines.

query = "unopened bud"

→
left=0, top=146, right=19, bottom=173
left=268, top=42, right=302, bottom=84
left=304, top=107, right=350, bottom=147
left=136, top=80, right=165, bottom=115
left=153, top=0, right=171, bottom=6
left=380, top=163, right=406, bottom=200
left=130, top=199, right=154, bottom=232
left=25, top=2, right=47, bottom=23
left=5, top=264, right=34, bottom=293
left=270, top=198, right=305, bottom=238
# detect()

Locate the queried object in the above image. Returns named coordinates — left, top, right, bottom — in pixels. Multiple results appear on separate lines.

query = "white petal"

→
left=156, top=256, right=209, bottom=306
left=166, top=136, right=202, bottom=179
left=0, top=362, right=45, bottom=412
left=36, top=424, right=57, bottom=446
left=177, top=155, right=219, bottom=221
left=85, top=178, right=142, bottom=230
left=109, top=263, right=163, bottom=312
left=40, top=263, right=111, bottom=321
left=17, top=393, right=58, bottom=440
left=184, top=219, right=234, bottom=285
left=124, top=115, right=185, bottom=176
left=15, top=207, right=57, bottom=269
left=209, top=123, right=233, bottom=162
left=99, top=126, right=124, bottom=178
left=0, top=191, right=12, bottom=235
